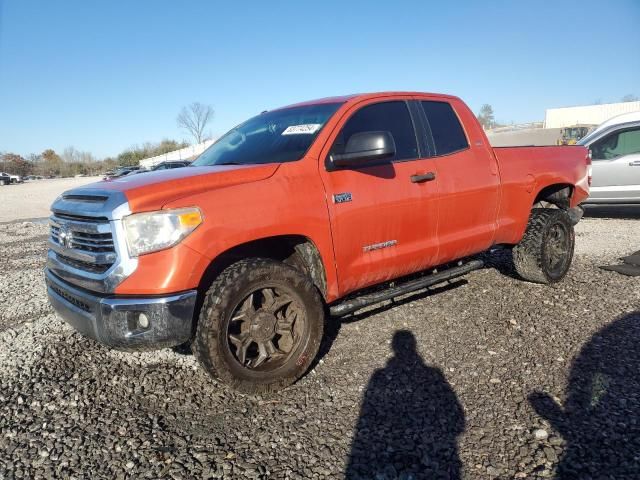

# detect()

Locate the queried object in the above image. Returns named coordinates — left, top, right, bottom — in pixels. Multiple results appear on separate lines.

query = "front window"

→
left=330, top=101, right=418, bottom=162
left=590, top=128, right=640, bottom=160
left=193, top=103, right=343, bottom=166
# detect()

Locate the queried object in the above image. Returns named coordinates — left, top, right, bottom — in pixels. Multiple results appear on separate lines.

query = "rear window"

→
left=421, top=101, right=469, bottom=156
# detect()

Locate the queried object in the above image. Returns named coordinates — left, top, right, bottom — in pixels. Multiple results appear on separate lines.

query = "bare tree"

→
left=177, top=102, right=214, bottom=144
left=477, top=104, right=496, bottom=130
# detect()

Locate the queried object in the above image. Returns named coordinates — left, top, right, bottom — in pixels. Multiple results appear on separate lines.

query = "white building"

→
left=544, top=101, right=640, bottom=128
left=139, top=139, right=216, bottom=168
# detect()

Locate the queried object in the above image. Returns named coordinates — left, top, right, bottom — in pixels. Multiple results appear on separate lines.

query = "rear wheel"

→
left=512, top=208, right=575, bottom=284
left=194, top=258, right=324, bottom=394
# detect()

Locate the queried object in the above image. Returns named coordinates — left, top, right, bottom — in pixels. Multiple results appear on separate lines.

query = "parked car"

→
left=45, top=91, right=590, bottom=393
left=103, top=166, right=141, bottom=180
left=0, top=172, right=23, bottom=184
left=0, top=172, right=10, bottom=186
left=128, top=161, right=192, bottom=176
left=151, top=160, right=192, bottom=171
left=578, top=111, right=640, bottom=203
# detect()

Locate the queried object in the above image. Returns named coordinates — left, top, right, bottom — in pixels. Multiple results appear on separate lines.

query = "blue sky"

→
left=0, top=0, right=638, bottom=159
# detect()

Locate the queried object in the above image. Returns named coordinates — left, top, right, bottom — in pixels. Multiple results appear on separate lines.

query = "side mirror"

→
left=331, top=131, right=395, bottom=167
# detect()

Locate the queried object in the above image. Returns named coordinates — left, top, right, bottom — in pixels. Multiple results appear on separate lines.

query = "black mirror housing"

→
left=331, top=131, right=396, bottom=167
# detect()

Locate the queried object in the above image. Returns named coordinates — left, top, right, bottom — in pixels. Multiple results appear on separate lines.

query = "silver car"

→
left=579, top=111, right=640, bottom=204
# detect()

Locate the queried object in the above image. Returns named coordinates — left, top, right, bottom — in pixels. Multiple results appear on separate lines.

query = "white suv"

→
left=0, top=172, right=22, bottom=184
left=579, top=111, right=640, bottom=204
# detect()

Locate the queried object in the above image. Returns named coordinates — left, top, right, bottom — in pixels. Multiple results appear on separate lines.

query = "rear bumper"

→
left=45, top=268, right=197, bottom=351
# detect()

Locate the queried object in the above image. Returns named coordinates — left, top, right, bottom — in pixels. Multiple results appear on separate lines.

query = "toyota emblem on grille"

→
left=58, top=225, right=72, bottom=249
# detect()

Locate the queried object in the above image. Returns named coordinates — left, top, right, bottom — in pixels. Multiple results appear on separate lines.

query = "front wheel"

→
left=512, top=208, right=575, bottom=284
left=193, top=258, right=324, bottom=394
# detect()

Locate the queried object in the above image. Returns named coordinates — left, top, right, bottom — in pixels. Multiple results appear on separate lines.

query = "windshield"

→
left=192, top=102, right=343, bottom=166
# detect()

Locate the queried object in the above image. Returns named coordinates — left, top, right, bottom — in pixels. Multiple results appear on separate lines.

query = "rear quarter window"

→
left=421, top=101, right=469, bottom=156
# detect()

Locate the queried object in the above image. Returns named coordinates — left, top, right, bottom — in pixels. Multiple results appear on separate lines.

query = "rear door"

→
left=417, top=98, right=500, bottom=263
left=589, top=126, right=640, bottom=202
left=319, top=99, right=440, bottom=295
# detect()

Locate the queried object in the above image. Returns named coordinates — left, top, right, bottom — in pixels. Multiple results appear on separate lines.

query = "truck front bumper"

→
left=45, top=268, right=197, bottom=351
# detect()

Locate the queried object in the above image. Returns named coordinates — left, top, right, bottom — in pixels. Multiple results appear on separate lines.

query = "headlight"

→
left=122, top=207, right=203, bottom=257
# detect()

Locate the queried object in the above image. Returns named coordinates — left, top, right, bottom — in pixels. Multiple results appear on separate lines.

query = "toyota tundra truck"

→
left=45, top=92, right=590, bottom=393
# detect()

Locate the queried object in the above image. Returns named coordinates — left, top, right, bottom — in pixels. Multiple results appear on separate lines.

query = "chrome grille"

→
left=49, top=213, right=117, bottom=274
left=54, top=253, right=112, bottom=274
left=50, top=226, right=114, bottom=252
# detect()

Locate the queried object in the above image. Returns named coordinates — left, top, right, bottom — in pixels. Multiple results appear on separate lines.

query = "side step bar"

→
left=329, top=259, right=484, bottom=317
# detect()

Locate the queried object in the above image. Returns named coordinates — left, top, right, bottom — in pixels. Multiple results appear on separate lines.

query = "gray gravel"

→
left=1, top=217, right=639, bottom=479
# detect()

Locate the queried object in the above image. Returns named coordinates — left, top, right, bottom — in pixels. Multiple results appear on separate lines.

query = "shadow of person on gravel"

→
left=529, top=311, right=640, bottom=479
left=346, top=330, right=465, bottom=480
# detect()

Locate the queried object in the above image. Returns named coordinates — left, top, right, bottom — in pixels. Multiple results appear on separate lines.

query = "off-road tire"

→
left=193, top=258, right=324, bottom=394
left=512, top=208, right=575, bottom=284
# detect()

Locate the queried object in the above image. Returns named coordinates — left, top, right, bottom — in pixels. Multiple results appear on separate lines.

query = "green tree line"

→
left=0, top=139, right=189, bottom=178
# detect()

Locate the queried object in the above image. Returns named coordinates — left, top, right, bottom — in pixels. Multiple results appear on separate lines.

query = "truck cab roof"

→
left=275, top=91, right=461, bottom=111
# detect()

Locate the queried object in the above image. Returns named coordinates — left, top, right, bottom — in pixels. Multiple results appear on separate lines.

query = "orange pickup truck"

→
left=46, top=92, right=590, bottom=392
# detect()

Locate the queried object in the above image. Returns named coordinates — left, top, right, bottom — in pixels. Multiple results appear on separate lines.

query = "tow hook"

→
left=567, top=205, right=585, bottom=225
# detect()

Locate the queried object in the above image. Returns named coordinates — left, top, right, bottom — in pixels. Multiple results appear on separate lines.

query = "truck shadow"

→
left=529, top=311, right=640, bottom=478
left=314, top=280, right=468, bottom=369
left=338, top=280, right=468, bottom=325
left=345, top=330, right=464, bottom=479
left=478, top=247, right=519, bottom=280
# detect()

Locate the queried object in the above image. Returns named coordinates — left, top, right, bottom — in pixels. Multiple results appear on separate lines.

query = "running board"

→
left=329, top=259, right=484, bottom=317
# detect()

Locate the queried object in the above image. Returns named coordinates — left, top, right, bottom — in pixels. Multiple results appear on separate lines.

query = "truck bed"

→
left=491, top=145, right=590, bottom=244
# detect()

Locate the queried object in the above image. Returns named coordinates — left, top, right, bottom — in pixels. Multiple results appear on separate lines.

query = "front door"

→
left=319, top=99, right=440, bottom=296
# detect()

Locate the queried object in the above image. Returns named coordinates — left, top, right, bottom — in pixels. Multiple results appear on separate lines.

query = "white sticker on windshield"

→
left=281, top=124, right=322, bottom=135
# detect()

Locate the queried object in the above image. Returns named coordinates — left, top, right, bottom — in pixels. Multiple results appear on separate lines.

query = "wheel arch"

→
left=532, top=183, right=574, bottom=210
left=197, top=234, right=329, bottom=302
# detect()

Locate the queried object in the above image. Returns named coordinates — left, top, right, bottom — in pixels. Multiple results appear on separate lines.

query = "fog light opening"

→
left=137, top=313, right=149, bottom=329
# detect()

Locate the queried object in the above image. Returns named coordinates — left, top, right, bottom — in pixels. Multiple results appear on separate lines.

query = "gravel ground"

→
left=0, top=216, right=639, bottom=479
left=0, top=177, right=101, bottom=223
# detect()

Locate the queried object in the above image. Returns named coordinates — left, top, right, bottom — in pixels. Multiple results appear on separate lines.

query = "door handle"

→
left=410, top=172, right=436, bottom=183
left=629, top=160, right=640, bottom=166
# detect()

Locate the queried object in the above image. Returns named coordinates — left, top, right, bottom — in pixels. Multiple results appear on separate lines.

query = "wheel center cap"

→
left=250, top=310, right=277, bottom=342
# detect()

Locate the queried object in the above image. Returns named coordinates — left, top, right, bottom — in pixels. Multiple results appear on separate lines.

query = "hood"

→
left=78, top=164, right=280, bottom=212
